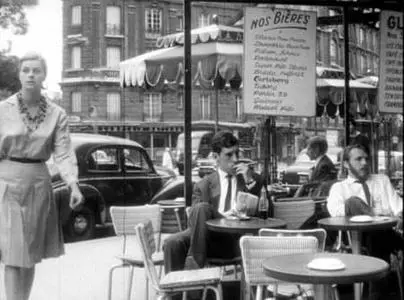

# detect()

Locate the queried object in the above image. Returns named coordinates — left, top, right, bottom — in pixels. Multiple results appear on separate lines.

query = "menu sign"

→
left=243, top=7, right=317, bottom=116
left=379, top=11, right=403, bottom=113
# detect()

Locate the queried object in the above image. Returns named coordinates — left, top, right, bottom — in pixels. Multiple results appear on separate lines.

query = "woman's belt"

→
left=7, top=157, right=44, bottom=163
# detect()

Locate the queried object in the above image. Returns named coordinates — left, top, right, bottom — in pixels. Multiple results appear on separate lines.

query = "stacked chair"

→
left=135, top=221, right=223, bottom=300
left=239, top=234, right=319, bottom=300
left=107, top=205, right=163, bottom=300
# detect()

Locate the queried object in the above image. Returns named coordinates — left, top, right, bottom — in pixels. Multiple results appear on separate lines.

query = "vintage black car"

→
left=48, top=133, right=175, bottom=242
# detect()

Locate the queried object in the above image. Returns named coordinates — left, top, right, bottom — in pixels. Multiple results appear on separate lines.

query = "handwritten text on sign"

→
left=243, top=8, right=317, bottom=117
left=379, top=10, right=403, bottom=113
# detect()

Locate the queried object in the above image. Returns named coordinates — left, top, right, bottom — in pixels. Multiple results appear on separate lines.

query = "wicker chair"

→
left=240, top=235, right=319, bottom=300
left=135, top=222, right=223, bottom=300
left=107, top=205, right=163, bottom=300
left=272, top=199, right=315, bottom=229
left=258, top=228, right=341, bottom=299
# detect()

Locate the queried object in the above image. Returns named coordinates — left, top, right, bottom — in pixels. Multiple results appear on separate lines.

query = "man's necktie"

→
left=357, top=180, right=372, bottom=208
left=224, top=175, right=232, bottom=211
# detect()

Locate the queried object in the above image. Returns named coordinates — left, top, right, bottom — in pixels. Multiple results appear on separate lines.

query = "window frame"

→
left=71, top=46, right=81, bottom=69
left=143, top=92, right=162, bottom=122
left=71, top=5, right=82, bottom=26
left=145, top=8, right=162, bottom=33
left=106, top=5, right=121, bottom=36
left=87, top=146, right=121, bottom=173
left=71, top=91, right=82, bottom=113
left=107, top=92, right=121, bottom=121
left=200, top=94, right=211, bottom=120
left=106, top=46, right=121, bottom=68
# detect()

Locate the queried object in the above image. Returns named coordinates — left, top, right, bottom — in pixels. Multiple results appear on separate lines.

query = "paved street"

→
left=0, top=236, right=152, bottom=300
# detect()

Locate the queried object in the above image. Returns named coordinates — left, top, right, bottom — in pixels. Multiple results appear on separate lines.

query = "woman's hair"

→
left=211, top=131, right=239, bottom=154
left=19, top=51, right=47, bottom=77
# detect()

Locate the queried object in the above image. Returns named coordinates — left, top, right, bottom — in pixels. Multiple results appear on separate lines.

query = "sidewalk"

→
left=0, top=236, right=152, bottom=300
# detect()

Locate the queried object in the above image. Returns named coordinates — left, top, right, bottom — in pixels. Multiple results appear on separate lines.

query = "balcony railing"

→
left=106, top=24, right=122, bottom=36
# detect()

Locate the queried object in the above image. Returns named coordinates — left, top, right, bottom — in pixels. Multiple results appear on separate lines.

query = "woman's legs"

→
left=5, top=265, right=35, bottom=300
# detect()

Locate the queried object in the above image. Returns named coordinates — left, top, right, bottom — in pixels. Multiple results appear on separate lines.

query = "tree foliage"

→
left=0, top=2, right=28, bottom=35
left=0, top=54, right=20, bottom=96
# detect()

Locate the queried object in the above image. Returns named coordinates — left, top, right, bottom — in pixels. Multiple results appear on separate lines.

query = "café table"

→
left=157, top=199, right=186, bottom=232
left=318, top=216, right=398, bottom=300
left=263, top=253, right=389, bottom=300
left=206, top=216, right=287, bottom=235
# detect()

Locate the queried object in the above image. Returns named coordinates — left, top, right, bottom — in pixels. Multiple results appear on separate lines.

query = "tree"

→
left=0, top=54, right=20, bottom=98
left=0, top=2, right=28, bottom=36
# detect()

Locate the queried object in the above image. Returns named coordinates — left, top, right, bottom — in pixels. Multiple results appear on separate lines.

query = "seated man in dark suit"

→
left=163, top=131, right=263, bottom=272
left=307, top=136, right=337, bottom=183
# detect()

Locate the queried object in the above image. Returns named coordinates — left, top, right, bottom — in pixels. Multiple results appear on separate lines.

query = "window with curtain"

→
left=144, top=93, right=162, bottom=122
left=106, top=6, right=121, bottom=35
left=200, top=94, right=211, bottom=120
left=177, top=93, right=183, bottom=110
left=71, top=92, right=81, bottom=113
left=359, top=27, right=365, bottom=47
left=198, top=14, right=210, bottom=28
left=236, top=95, right=243, bottom=119
left=145, top=8, right=162, bottom=33
left=71, top=46, right=81, bottom=69
left=106, top=47, right=121, bottom=68
left=176, top=15, right=184, bottom=32
left=107, top=93, right=121, bottom=120
left=71, top=6, right=81, bottom=26
left=330, top=39, right=337, bottom=64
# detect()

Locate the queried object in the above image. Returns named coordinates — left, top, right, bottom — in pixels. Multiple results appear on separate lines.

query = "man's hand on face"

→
left=234, top=162, right=253, bottom=183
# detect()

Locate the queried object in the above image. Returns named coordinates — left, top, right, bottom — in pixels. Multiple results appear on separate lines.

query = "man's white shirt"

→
left=217, top=168, right=237, bottom=214
left=326, top=174, right=402, bottom=217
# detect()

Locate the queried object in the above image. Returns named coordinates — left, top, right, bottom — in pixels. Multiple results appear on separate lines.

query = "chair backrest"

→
left=110, top=205, right=162, bottom=249
left=258, top=228, right=327, bottom=252
left=272, top=199, right=315, bottom=229
left=135, top=222, right=162, bottom=292
left=239, top=236, right=318, bottom=285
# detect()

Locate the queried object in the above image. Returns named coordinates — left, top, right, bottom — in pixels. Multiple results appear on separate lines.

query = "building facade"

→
left=60, top=1, right=383, bottom=163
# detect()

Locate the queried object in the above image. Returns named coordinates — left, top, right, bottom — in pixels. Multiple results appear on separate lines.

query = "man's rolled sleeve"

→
left=326, top=182, right=346, bottom=217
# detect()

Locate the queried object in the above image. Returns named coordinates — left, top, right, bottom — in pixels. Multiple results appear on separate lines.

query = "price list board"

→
left=379, top=10, right=403, bottom=114
left=243, top=7, right=317, bottom=117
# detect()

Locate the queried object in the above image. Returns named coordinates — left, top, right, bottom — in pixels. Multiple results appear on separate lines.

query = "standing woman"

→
left=0, top=52, right=84, bottom=300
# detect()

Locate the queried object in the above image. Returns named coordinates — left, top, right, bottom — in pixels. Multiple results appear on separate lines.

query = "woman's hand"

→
left=69, top=183, right=84, bottom=210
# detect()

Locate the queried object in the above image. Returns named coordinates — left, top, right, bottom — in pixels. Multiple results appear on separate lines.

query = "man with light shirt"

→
left=163, top=131, right=262, bottom=272
left=327, top=143, right=402, bottom=300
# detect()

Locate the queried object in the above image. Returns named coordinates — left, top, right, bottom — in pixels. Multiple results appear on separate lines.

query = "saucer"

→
left=307, top=258, right=346, bottom=271
left=349, top=215, right=373, bottom=223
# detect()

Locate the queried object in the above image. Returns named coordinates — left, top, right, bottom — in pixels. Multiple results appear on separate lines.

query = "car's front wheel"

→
left=64, top=206, right=95, bottom=243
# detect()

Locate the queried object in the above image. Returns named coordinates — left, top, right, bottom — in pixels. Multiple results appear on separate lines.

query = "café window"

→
left=176, top=15, right=184, bottom=32
left=144, top=93, right=162, bottom=122
left=71, top=92, right=81, bottom=113
left=106, top=6, right=121, bottom=35
left=198, top=14, right=210, bottom=28
left=236, top=95, right=243, bottom=119
left=200, top=94, right=211, bottom=120
left=177, top=93, right=183, bottom=110
left=71, top=46, right=81, bottom=69
left=145, top=8, right=162, bottom=33
left=106, top=47, right=121, bottom=68
left=330, top=39, right=337, bottom=65
left=107, top=93, right=121, bottom=120
left=71, top=6, right=81, bottom=26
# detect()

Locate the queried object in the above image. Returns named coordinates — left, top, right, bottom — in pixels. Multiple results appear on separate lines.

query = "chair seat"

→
left=116, top=251, right=164, bottom=267
left=206, top=256, right=242, bottom=266
left=160, top=267, right=222, bottom=289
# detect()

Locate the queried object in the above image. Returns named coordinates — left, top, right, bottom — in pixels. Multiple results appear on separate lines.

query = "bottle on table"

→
left=258, top=186, right=269, bottom=219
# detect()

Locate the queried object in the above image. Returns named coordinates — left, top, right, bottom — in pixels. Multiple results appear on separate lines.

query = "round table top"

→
left=318, top=216, right=398, bottom=232
left=157, top=199, right=186, bottom=208
left=206, top=217, right=286, bottom=235
left=263, top=253, right=389, bottom=285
